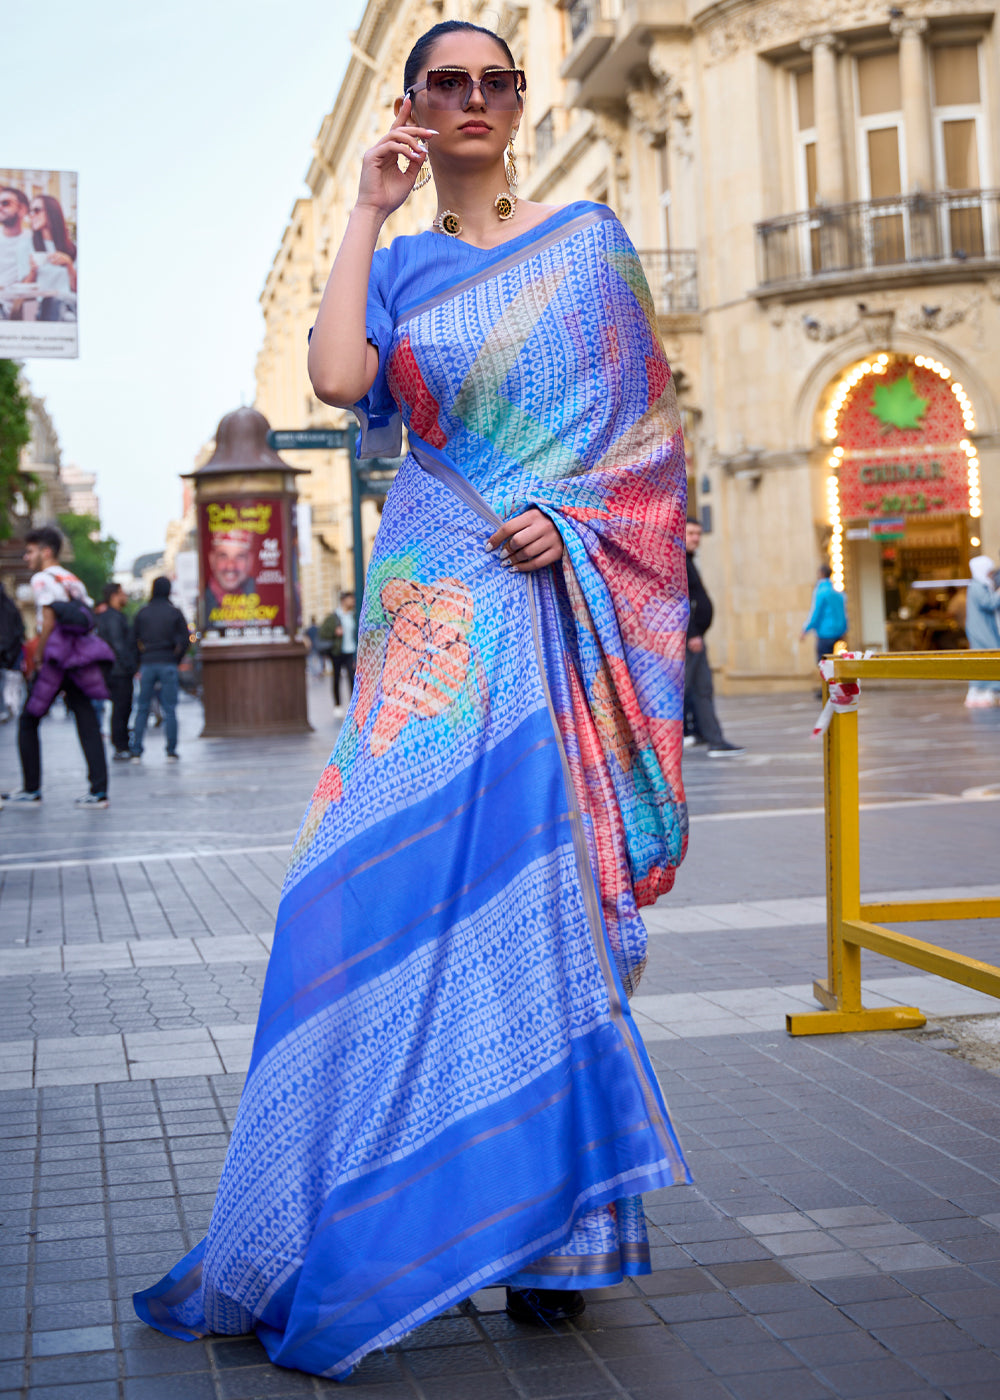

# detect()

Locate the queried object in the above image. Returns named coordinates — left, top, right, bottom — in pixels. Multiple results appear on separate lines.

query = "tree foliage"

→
left=0, top=360, right=37, bottom=539
left=57, top=512, right=118, bottom=601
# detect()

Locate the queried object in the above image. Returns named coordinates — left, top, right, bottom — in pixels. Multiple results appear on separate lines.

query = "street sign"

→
left=267, top=429, right=348, bottom=451
left=355, top=465, right=399, bottom=500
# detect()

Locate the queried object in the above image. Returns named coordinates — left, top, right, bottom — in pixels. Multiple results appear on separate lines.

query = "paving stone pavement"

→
left=1, top=679, right=999, bottom=1399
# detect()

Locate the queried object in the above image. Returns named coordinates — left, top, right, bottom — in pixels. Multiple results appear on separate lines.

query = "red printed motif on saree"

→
left=387, top=335, right=448, bottom=449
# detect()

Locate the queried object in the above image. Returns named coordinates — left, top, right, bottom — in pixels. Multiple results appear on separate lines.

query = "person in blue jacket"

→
left=801, top=564, right=848, bottom=665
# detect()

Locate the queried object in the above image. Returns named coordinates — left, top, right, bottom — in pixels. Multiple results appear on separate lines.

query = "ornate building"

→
left=256, top=0, right=1000, bottom=686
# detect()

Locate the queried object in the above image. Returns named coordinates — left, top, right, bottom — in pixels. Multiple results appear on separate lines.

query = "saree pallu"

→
left=135, top=202, right=690, bottom=1379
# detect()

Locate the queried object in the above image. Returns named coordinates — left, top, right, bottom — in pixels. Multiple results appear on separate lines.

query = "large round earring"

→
left=505, top=137, right=518, bottom=192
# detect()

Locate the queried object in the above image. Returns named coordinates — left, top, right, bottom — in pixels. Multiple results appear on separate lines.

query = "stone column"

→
left=891, top=16, right=933, bottom=191
left=801, top=34, right=846, bottom=204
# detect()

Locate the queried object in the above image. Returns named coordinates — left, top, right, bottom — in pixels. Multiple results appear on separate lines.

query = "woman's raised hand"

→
left=487, top=509, right=565, bottom=573
left=356, top=97, right=438, bottom=219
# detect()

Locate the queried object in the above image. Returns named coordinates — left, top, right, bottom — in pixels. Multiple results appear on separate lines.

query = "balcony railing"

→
left=534, top=108, right=557, bottom=165
left=756, top=189, right=1000, bottom=289
left=638, top=249, right=699, bottom=315
left=567, top=0, right=595, bottom=43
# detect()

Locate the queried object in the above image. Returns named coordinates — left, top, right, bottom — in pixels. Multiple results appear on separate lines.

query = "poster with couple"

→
left=0, top=167, right=78, bottom=358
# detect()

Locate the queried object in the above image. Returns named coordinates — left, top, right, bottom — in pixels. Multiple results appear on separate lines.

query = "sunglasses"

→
left=407, top=66, right=526, bottom=112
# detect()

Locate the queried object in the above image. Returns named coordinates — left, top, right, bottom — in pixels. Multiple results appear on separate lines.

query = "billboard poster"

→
left=0, top=168, right=78, bottom=358
left=199, top=497, right=289, bottom=641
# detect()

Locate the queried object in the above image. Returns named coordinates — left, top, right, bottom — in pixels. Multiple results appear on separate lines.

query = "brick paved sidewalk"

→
left=1, top=682, right=999, bottom=1399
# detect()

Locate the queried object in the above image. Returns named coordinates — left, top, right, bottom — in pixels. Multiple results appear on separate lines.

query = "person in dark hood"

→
left=685, top=519, right=744, bottom=758
left=130, top=577, right=189, bottom=762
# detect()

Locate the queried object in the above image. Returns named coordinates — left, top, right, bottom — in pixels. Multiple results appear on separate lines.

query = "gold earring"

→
left=505, top=137, right=518, bottom=192
left=413, top=160, right=432, bottom=191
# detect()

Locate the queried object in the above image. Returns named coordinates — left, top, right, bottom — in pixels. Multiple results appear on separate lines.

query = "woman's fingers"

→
left=375, top=132, right=430, bottom=161
left=507, top=543, right=564, bottom=573
left=487, top=510, right=547, bottom=552
left=487, top=509, right=564, bottom=571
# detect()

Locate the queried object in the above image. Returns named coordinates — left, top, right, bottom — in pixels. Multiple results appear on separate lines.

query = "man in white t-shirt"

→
left=3, top=525, right=109, bottom=807
left=0, top=187, right=33, bottom=305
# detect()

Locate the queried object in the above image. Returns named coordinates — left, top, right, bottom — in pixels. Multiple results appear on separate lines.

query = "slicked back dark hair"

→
left=403, top=20, right=516, bottom=94
left=25, top=525, right=63, bottom=556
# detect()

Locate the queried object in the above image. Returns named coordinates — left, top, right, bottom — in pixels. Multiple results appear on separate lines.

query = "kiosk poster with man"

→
left=199, top=498, right=288, bottom=640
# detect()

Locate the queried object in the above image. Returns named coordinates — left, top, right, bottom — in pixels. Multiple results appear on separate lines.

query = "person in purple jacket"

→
left=3, top=526, right=112, bottom=808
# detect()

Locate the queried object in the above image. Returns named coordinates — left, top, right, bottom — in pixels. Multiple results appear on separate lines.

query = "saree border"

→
left=410, top=436, right=688, bottom=1179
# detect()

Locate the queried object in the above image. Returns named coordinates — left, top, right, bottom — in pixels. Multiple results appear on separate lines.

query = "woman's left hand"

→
left=487, top=508, right=564, bottom=572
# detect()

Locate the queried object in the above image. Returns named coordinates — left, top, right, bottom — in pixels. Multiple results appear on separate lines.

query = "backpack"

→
left=50, top=598, right=97, bottom=634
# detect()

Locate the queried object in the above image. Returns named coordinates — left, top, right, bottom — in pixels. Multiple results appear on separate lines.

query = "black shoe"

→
left=505, top=1287, right=586, bottom=1326
left=707, top=741, right=745, bottom=758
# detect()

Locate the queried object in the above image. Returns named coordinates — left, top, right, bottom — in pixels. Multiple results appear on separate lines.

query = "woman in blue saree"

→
left=135, top=20, right=690, bottom=1380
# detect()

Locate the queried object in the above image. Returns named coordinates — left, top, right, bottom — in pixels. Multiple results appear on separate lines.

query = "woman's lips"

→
left=459, top=123, right=491, bottom=133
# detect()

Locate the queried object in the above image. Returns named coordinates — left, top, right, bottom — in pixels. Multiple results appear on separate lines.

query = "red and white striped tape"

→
left=812, top=651, right=874, bottom=738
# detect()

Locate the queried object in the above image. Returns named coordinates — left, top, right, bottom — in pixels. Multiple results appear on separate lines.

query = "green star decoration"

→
left=869, top=373, right=929, bottom=432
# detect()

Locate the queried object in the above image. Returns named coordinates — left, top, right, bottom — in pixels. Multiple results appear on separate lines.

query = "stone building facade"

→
left=256, top=0, right=1000, bottom=688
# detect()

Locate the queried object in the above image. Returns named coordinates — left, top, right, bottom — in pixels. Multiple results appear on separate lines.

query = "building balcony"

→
left=638, top=249, right=699, bottom=316
left=560, top=0, right=687, bottom=101
left=755, top=189, right=1000, bottom=299
left=560, top=0, right=617, bottom=82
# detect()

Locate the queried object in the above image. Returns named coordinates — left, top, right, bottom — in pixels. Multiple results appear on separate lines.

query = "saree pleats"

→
left=135, top=203, right=689, bottom=1377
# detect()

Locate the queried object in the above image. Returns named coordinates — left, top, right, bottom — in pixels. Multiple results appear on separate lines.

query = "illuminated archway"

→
left=820, top=353, right=980, bottom=591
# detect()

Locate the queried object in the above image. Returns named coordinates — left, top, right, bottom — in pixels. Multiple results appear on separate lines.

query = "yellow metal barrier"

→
left=786, top=651, right=1000, bottom=1036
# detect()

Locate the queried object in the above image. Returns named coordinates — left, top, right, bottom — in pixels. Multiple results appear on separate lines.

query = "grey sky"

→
left=9, top=0, right=354, bottom=567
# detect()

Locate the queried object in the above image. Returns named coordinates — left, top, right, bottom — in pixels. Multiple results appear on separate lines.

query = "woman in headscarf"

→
left=136, top=19, right=690, bottom=1379
left=964, top=555, right=1000, bottom=708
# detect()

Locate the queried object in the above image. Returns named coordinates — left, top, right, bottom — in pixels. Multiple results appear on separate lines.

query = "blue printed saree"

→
left=135, top=202, right=690, bottom=1379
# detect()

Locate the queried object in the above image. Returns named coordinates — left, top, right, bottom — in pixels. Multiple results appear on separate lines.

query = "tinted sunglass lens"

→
left=424, top=70, right=521, bottom=109
left=482, top=74, right=517, bottom=107
left=426, top=72, right=471, bottom=107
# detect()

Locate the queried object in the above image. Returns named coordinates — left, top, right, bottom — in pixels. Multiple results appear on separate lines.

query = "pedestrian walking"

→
left=801, top=564, right=847, bottom=665
left=684, top=518, right=744, bottom=757
left=136, top=19, right=690, bottom=1379
left=304, top=615, right=325, bottom=676
left=130, top=577, right=189, bottom=762
left=801, top=563, right=848, bottom=698
left=330, top=590, right=357, bottom=709
left=963, top=555, right=1000, bottom=708
left=3, top=526, right=112, bottom=807
left=0, top=578, right=25, bottom=723
left=95, top=582, right=139, bottom=759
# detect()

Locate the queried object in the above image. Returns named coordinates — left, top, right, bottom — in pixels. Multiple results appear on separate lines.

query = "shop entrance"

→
left=823, top=353, right=980, bottom=651
left=848, top=514, right=971, bottom=651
